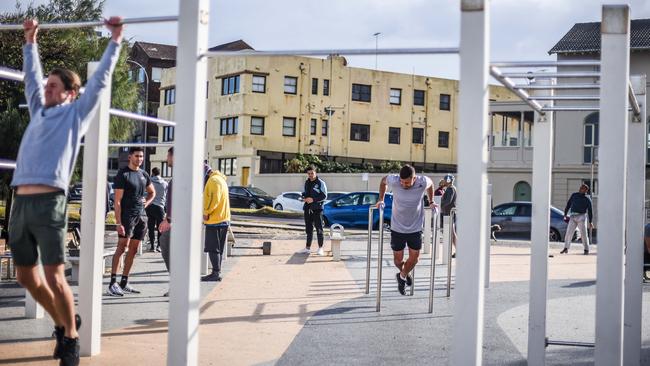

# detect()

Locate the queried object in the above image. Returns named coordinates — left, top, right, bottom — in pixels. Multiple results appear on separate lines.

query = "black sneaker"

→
left=560, top=248, right=568, bottom=254
left=201, top=273, right=222, bottom=282
left=405, top=274, right=413, bottom=287
left=584, top=250, right=589, bottom=255
left=59, top=336, right=80, bottom=366
left=53, top=314, right=81, bottom=359
left=395, top=273, right=406, bottom=295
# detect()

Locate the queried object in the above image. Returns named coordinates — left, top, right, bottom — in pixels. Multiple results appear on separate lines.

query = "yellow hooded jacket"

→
left=203, top=170, right=231, bottom=225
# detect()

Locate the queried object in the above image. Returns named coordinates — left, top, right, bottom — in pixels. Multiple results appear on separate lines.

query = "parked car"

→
left=68, top=183, right=83, bottom=202
left=491, top=201, right=580, bottom=242
left=323, top=192, right=393, bottom=229
left=273, top=191, right=304, bottom=212
left=229, top=186, right=274, bottom=209
left=324, top=191, right=349, bottom=203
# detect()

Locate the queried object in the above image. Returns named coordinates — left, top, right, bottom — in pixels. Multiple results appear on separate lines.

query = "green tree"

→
left=0, top=0, right=140, bottom=187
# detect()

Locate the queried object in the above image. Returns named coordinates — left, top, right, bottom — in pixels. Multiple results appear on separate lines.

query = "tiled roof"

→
left=133, top=41, right=177, bottom=60
left=549, top=18, right=650, bottom=54
left=208, top=40, right=254, bottom=52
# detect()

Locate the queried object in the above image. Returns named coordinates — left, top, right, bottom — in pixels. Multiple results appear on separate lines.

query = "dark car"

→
left=68, top=183, right=83, bottom=202
left=229, top=186, right=274, bottom=209
left=491, top=201, right=579, bottom=242
left=323, top=192, right=393, bottom=229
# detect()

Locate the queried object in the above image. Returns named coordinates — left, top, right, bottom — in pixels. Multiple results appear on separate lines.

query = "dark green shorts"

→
left=8, top=191, right=68, bottom=266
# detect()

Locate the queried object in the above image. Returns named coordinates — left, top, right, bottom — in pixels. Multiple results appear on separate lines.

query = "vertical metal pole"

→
left=168, top=1, right=209, bottom=365
left=429, top=213, right=439, bottom=313
left=423, top=209, right=432, bottom=255
left=453, top=1, right=489, bottom=364
left=366, top=207, right=374, bottom=294
left=484, top=185, right=492, bottom=289
left=410, top=265, right=415, bottom=296
left=623, top=75, right=646, bottom=366
left=527, top=79, right=554, bottom=366
left=595, top=5, right=630, bottom=366
left=446, top=210, right=454, bottom=298
left=442, top=215, right=451, bottom=264
left=376, top=206, right=385, bottom=312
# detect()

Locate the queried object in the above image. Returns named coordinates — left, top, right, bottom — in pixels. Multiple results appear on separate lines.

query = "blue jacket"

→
left=564, top=192, right=593, bottom=223
left=302, top=177, right=328, bottom=211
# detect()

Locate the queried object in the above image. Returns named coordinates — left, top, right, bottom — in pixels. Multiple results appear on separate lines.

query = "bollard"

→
left=329, top=224, right=345, bottom=261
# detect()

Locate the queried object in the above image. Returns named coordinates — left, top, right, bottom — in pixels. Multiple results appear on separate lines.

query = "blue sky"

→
left=2, top=0, right=650, bottom=79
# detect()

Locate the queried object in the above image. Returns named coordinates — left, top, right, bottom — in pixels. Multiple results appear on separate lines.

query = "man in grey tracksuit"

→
left=146, top=167, right=168, bottom=252
left=560, top=183, right=594, bottom=255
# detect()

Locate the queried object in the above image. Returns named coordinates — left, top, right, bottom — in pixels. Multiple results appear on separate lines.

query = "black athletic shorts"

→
left=204, top=225, right=228, bottom=253
left=390, top=230, right=422, bottom=251
left=119, top=214, right=148, bottom=241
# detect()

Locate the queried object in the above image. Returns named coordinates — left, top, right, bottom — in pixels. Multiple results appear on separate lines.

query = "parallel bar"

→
left=547, top=340, right=595, bottom=348
left=502, top=72, right=600, bottom=78
left=0, top=15, right=178, bottom=31
left=365, top=207, right=374, bottom=294
left=446, top=209, right=455, bottom=298
left=0, top=67, right=24, bottom=82
left=628, top=81, right=641, bottom=117
left=595, top=5, right=630, bottom=366
left=490, top=66, right=544, bottom=114
left=516, top=84, right=600, bottom=90
left=530, top=96, right=599, bottom=101
left=167, top=0, right=209, bottom=365
left=109, top=108, right=176, bottom=126
left=527, top=79, right=554, bottom=366
left=203, top=47, right=459, bottom=58
left=429, top=213, right=439, bottom=314
left=490, top=60, right=600, bottom=68
left=0, top=159, right=16, bottom=170
left=376, top=206, right=385, bottom=312
left=108, top=142, right=173, bottom=147
left=542, top=107, right=633, bottom=112
left=623, top=75, right=646, bottom=366
left=452, top=1, right=489, bottom=364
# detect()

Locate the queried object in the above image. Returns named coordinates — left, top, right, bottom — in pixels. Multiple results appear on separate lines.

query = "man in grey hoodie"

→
left=8, top=17, right=123, bottom=366
left=146, top=167, right=167, bottom=252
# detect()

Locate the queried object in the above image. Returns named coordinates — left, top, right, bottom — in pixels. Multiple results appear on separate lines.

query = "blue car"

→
left=323, top=192, right=393, bottom=229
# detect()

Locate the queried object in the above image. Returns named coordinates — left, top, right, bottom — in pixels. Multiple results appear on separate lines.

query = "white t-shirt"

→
left=386, top=174, right=432, bottom=234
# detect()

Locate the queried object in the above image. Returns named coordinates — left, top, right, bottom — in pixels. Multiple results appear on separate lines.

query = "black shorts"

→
left=204, top=225, right=228, bottom=253
left=390, top=230, right=422, bottom=251
left=120, top=214, right=148, bottom=241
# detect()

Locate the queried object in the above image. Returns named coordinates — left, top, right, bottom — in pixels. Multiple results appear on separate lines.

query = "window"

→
left=523, top=112, right=534, bottom=147
left=583, top=113, right=599, bottom=164
left=438, top=131, right=449, bottom=148
left=350, top=124, right=370, bottom=142
left=362, top=193, right=379, bottom=205
left=283, top=117, right=296, bottom=136
left=221, top=75, right=240, bottom=95
left=412, top=128, right=424, bottom=144
left=161, top=162, right=172, bottom=177
left=493, top=204, right=517, bottom=216
left=164, top=88, right=175, bottom=105
left=491, top=111, right=521, bottom=147
left=336, top=193, right=361, bottom=207
left=217, top=158, right=237, bottom=176
left=151, top=67, right=162, bottom=82
left=252, top=75, right=266, bottom=93
left=250, top=116, right=264, bottom=135
left=322, top=120, right=328, bottom=136
left=220, top=117, right=238, bottom=136
left=284, top=76, right=297, bottom=94
left=351, top=84, right=371, bottom=102
left=310, top=118, right=317, bottom=135
left=323, top=79, right=330, bottom=96
left=137, top=68, right=146, bottom=83
left=311, top=78, right=318, bottom=95
left=162, top=126, right=174, bottom=142
left=389, top=88, right=402, bottom=105
left=414, top=89, right=425, bottom=106
left=388, top=127, right=400, bottom=144
left=440, top=93, right=451, bottom=111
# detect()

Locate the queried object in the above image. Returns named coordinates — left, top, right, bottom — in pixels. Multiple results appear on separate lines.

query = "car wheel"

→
left=549, top=228, right=561, bottom=242
left=274, top=204, right=283, bottom=211
left=383, top=220, right=391, bottom=231
left=249, top=202, right=259, bottom=209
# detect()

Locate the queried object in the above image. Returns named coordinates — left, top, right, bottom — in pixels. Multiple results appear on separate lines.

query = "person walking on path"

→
left=108, top=147, right=155, bottom=296
left=158, top=147, right=173, bottom=296
left=8, top=17, right=123, bottom=366
left=202, top=168, right=231, bottom=282
left=377, top=165, right=437, bottom=295
left=440, top=174, right=457, bottom=256
left=145, top=167, right=167, bottom=252
left=560, top=183, right=593, bottom=255
left=297, top=165, right=328, bottom=256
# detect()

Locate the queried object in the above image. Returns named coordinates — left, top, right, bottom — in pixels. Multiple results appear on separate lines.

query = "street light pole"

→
left=373, top=32, right=381, bottom=70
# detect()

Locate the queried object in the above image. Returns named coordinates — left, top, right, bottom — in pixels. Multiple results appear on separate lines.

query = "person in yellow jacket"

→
left=202, top=168, right=231, bottom=281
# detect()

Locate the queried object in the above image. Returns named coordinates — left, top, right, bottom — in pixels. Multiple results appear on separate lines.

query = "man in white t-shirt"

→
left=377, top=165, right=437, bottom=295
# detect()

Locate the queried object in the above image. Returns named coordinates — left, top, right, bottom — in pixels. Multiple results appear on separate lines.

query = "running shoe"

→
left=296, top=247, right=311, bottom=254
left=396, top=273, right=406, bottom=296
left=120, top=283, right=141, bottom=294
left=405, top=274, right=413, bottom=287
left=560, top=248, right=568, bottom=254
left=59, top=336, right=80, bottom=366
left=107, top=283, right=124, bottom=297
left=53, top=315, right=82, bottom=359
left=317, top=247, right=324, bottom=256
left=201, top=273, right=222, bottom=282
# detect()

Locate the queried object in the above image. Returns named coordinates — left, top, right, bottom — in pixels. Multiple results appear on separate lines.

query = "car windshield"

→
left=327, top=192, right=346, bottom=200
left=248, top=187, right=269, bottom=196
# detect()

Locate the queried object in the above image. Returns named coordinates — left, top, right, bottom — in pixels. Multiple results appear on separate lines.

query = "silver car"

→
left=491, top=201, right=581, bottom=242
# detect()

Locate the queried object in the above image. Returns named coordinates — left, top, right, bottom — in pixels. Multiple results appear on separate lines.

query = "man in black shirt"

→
left=297, top=165, right=328, bottom=256
left=108, top=147, right=155, bottom=296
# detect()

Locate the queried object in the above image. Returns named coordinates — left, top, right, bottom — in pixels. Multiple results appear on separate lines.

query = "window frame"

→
left=221, top=75, right=240, bottom=95
left=351, top=83, right=372, bottom=102
left=284, top=76, right=298, bottom=95
left=438, top=131, right=449, bottom=148
left=250, top=116, right=265, bottom=135
left=323, top=79, right=330, bottom=96
left=412, top=127, right=424, bottom=144
left=389, top=88, right=402, bottom=105
left=439, top=93, right=451, bottom=111
left=219, top=117, right=239, bottom=136
left=217, top=157, right=237, bottom=176
left=350, top=123, right=370, bottom=142
left=310, top=118, right=317, bottom=135
left=413, top=89, right=425, bottom=106
left=252, top=75, right=266, bottom=93
left=282, top=117, right=297, bottom=136
left=311, top=78, right=318, bottom=95
left=388, top=127, right=401, bottom=144
left=322, top=119, right=328, bottom=136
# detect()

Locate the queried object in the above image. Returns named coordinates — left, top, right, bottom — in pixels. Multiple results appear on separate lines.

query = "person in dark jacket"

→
left=297, top=165, right=328, bottom=256
left=560, top=183, right=594, bottom=255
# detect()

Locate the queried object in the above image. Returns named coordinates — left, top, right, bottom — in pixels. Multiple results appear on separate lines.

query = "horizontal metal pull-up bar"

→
left=515, top=83, right=600, bottom=90
left=81, top=142, right=174, bottom=148
left=529, top=96, right=600, bottom=101
left=502, top=72, right=600, bottom=79
left=491, top=60, right=600, bottom=68
left=489, top=66, right=544, bottom=115
left=108, top=109, right=176, bottom=127
left=202, top=47, right=459, bottom=58
left=542, top=106, right=634, bottom=112
left=0, top=159, right=17, bottom=170
left=0, top=15, right=178, bottom=31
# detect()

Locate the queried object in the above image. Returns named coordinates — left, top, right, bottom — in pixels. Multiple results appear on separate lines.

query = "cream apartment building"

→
left=152, top=43, right=515, bottom=186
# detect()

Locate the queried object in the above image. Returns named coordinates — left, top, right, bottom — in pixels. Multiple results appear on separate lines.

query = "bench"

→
left=68, top=249, right=116, bottom=283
